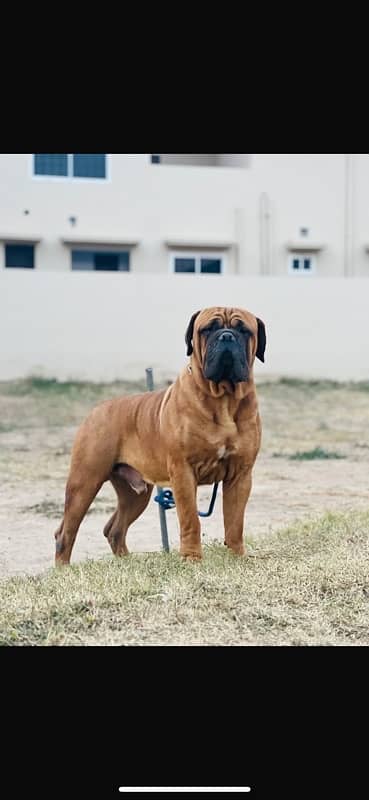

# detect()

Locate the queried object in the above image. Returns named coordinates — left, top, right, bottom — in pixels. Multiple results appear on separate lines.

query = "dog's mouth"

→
left=203, top=341, right=248, bottom=384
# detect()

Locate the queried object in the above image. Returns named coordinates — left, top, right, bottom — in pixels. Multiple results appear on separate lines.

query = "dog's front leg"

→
left=169, top=461, right=202, bottom=561
left=223, top=469, right=253, bottom=556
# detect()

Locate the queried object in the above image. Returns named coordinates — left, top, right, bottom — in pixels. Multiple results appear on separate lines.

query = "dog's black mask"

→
left=202, top=321, right=251, bottom=384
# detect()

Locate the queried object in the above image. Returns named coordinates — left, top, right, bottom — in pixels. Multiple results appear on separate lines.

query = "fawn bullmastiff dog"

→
left=54, top=306, right=266, bottom=564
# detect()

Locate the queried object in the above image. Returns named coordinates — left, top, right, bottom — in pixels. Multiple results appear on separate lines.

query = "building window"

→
left=151, top=154, right=161, bottom=164
left=288, top=254, right=315, bottom=274
left=34, top=154, right=68, bottom=176
left=71, top=250, right=130, bottom=272
left=172, top=253, right=224, bottom=274
left=34, top=154, right=107, bottom=179
left=73, top=154, right=106, bottom=179
left=201, top=258, right=223, bottom=274
left=5, top=244, right=35, bottom=269
left=174, top=257, right=196, bottom=274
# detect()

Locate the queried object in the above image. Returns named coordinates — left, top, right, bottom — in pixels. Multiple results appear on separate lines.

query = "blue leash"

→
left=154, top=482, right=219, bottom=518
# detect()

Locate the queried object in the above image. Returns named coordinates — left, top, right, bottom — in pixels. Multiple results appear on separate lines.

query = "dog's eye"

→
left=234, top=321, right=251, bottom=335
left=201, top=321, right=221, bottom=335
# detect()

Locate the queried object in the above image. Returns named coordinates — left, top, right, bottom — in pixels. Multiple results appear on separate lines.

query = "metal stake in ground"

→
left=145, top=368, right=170, bottom=553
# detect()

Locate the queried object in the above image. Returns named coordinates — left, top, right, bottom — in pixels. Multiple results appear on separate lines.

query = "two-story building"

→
left=0, top=153, right=368, bottom=277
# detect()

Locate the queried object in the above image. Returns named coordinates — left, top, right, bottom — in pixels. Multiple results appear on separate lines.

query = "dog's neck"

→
left=186, top=357, right=256, bottom=402
left=179, top=362, right=259, bottom=427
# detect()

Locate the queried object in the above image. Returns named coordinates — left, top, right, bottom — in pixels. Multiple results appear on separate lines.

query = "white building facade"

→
left=0, top=153, right=368, bottom=277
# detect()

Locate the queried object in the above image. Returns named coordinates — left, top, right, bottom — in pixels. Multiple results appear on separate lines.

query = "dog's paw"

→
left=229, top=549, right=246, bottom=557
left=180, top=550, right=203, bottom=562
left=224, top=542, right=246, bottom=556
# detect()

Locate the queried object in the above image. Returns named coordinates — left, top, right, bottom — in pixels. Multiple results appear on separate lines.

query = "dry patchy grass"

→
left=1, top=510, right=368, bottom=647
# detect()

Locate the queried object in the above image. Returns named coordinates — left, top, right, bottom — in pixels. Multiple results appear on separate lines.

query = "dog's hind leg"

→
left=104, top=470, right=153, bottom=556
left=55, top=478, right=104, bottom=566
left=55, top=416, right=119, bottom=566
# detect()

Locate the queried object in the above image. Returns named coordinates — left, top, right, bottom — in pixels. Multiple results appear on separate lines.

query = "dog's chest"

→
left=190, top=434, right=239, bottom=484
left=216, top=444, right=235, bottom=461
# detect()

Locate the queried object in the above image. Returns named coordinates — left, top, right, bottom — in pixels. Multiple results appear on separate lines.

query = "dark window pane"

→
left=151, top=154, right=161, bottom=164
left=71, top=251, right=94, bottom=271
left=72, top=250, right=130, bottom=271
left=34, top=154, right=68, bottom=176
left=118, top=252, right=130, bottom=272
left=94, top=253, right=119, bottom=271
left=73, top=154, right=106, bottom=179
left=174, top=258, right=196, bottom=273
left=292, top=259, right=300, bottom=270
left=304, top=258, right=311, bottom=270
left=200, top=258, right=222, bottom=274
left=5, top=244, right=34, bottom=269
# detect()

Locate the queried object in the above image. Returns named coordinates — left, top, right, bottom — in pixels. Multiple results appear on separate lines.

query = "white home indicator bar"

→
left=119, top=789, right=251, bottom=793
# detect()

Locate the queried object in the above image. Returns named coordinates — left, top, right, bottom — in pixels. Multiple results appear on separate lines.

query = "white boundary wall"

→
left=1, top=273, right=368, bottom=382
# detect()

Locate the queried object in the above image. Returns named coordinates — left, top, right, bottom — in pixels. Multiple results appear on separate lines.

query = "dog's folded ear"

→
left=185, top=311, right=201, bottom=356
left=256, top=317, right=266, bottom=363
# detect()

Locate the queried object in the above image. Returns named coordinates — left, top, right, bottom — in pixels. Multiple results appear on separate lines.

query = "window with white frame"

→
left=171, top=253, right=224, bottom=274
left=288, top=254, right=315, bottom=274
left=33, top=154, right=107, bottom=179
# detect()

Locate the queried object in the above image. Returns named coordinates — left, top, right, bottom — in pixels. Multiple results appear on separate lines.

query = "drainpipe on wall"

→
left=260, top=192, right=271, bottom=275
left=235, top=208, right=247, bottom=274
left=344, top=154, right=354, bottom=278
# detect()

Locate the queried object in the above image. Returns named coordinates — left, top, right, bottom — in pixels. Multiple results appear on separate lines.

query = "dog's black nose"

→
left=218, top=330, right=236, bottom=343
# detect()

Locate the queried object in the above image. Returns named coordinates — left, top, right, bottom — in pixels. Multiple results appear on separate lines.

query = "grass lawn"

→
left=1, top=509, right=368, bottom=646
